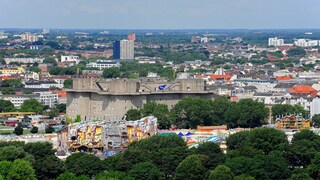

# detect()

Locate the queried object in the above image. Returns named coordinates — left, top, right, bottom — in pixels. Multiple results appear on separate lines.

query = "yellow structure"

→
left=0, top=112, right=36, bottom=116
left=275, top=114, right=310, bottom=129
left=0, top=67, right=25, bottom=74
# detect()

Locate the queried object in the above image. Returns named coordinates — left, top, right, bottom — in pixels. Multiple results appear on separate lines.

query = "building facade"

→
left=268, top=37, right=284, bottom=46
left=113, top=40, right=134, bottom=60
left=86, top=60, right=121, bottom=70
left=0, top=94, right=40, bottom=107
left=66, top=78, right=216, bottom=121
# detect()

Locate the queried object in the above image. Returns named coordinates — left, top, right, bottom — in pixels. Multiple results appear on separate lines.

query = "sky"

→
left=0, top=0, right=319, bottom=29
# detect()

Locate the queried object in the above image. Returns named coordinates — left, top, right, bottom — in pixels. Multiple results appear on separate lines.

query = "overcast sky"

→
left=0, top=0, right=319, bottom=29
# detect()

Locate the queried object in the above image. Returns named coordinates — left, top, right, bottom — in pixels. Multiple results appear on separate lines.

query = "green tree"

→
left=126, top=109, right=141, bottom=121
left=174, top=155, right=206, bottom=180
left=56, top=104, right=67, bottom=113
left=0, top=161, right=12, bottom=179
left=65, top=153, right=104, bottom=177
left=43, top=57, right=57, bottom=65
left=209, top=165, right=234, bottom=180
left=57, top=172, right=77, bottom=180
left=20, top=99, right=43, bottom=113
left=29, top=66, right=41, bottom=73
left=226, top=131, right=250, bottom=150
left=23, top=90, right=33, bottom=94
left=35, top=155, right=64, bottom=179
left=151, top=147, right=190, bottom=178
left=0, top=146, right=26, bottom=161
left=292, top=129, right=320, bottom=142
left=103, top=67, right=121, bottom=78
left=128, top=135, right=186, bottom=152
left=57, top=172, right=90, bottom=180
left=211, top=98, right=233, bottom=125
left=307, top=152, right=320, bottom=179
left=129, top=162, right=165, bottom=180
left=233, top=174, right=255, bottom=180
left=1, top=87, right=15, bottom=95
left=1, top=79, right=24, bottom=88
left=117, top=148, right=151, bottom=172
left=247, top=128, right=288, bottom=154
left=225, top=99, right=269, bottom=128
left=30, top=126, right=38, bottom=134
left=14, top=125, right=23, bottom=135
left=95, top=171, right=133, bottom=180
left=49, top=67, right=64, bottom=75
left=172, top=97, right=214, bottom=128
left=64, top=78, right=73, bottom=89
left=6, top=159, right=37, bottom=180
left=287, top=47, right=306, bottom=57
left=23, top=142, right=55, bottom=158
left=196, top=142, right=226, bottom=169
left=0, top=99, right=15, bottom=112
left=141, top=102, right=171, bottom=129
left=45, top=126, right=55, bottom=133
left=272, top=104, right=308, bottom=119
left=312, top=114, right=320, bottom=127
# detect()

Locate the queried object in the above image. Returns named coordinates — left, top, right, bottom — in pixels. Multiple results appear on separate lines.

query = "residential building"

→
left=4, top=58, right=44, bottom=64
left=288, top=85, right=318, bottom=97
left=0, top=67, right=25, bottom=74
left=61, top=55, right=80, bottom=64
left=35, top=91, right=58, bottom=108
left=274, top=114, right=310, bottom=129
left=294, top=39, right=320, bottom=47
left=86, top=60, right=121, bottom=70
left=113, top=40, right=134, bottom=60
left=21, top=33, right=39, bottom=42
left=25, top=80, right=63, bottom=89
left=0, top=94, right=40, bottom=107
left=268, top=37, right=284, bottom=46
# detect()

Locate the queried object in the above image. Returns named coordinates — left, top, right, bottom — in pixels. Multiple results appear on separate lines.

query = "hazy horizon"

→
left=1, top=0, right=319, bottom=29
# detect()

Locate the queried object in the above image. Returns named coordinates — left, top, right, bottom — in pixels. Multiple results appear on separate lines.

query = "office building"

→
left=268, top=37, right=284, bottom=46
left=113, top=40, right=134, bottom=60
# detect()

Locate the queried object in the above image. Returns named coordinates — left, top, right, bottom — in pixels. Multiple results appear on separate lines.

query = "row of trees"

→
left=0, top=99, right=43, bottom=113
left=102, top=62, right=175, bottom=79
left=126, top=97, right=269, bottom=129
left=3, top=128, right=320, bottom=179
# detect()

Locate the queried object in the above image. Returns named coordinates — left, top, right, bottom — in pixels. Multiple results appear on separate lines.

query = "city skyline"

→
left=1, top=0, right=320, bottom=29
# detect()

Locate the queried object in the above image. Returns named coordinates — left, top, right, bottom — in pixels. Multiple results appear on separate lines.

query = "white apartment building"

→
left=268, top=37, right=284, bottom=46
left=4, top=58, right=44, bottom=64
left=294, top=39, right=320, bottom=47
left=61, top=55, right=80, bottom=64
left=21, top=33, right=39, bottom=42
left=0, top=94, right=40, bottom=107
left=25, top=80, right=63, bottom=89
left=35, top=92, right=58, bottom=108
left=86, top=60, right=121, bottom=70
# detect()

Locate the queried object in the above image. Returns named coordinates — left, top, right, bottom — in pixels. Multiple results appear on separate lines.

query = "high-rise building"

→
left=268, top=37, right=284, bottom=46
left=128, top=32, right=136, bottom=41
left=113, top=40, right=134, bottom=60
left=21, top=33, right=39, bottom=42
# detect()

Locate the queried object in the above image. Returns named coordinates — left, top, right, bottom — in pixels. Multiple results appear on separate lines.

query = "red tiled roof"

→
left=276, top=76, right=292, bottom=81
left=209, top=75, right=232, bottom=80
left=289, top=85, right=317, bottom=96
